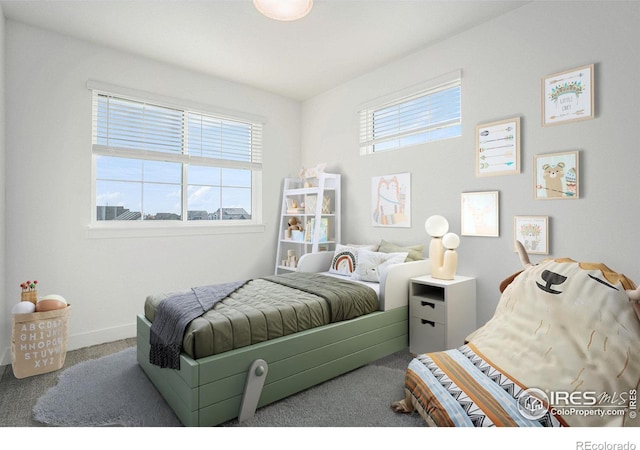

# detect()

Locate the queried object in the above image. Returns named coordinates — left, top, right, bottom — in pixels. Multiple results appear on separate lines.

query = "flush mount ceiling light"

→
left=254, top=0, right=313, bottom=21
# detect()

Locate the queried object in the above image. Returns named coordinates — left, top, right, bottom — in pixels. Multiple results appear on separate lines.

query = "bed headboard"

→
left=297, top=251, right=335, bottom=274
left=297, top=251, right=429, bottom=311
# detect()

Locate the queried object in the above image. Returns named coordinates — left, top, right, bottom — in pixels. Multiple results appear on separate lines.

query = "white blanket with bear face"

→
left=466, top=258, right=640, bottom=427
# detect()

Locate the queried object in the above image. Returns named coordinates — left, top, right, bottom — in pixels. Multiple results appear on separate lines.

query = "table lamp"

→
left=425, top=215, right=460, bottom=280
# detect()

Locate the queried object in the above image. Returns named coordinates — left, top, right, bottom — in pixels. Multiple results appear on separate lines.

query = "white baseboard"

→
left=0, top=322, right=136, bottom=367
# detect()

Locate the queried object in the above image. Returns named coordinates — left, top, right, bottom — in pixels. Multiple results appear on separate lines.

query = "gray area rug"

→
left=33, top=347, right=425, bottom=427
left=33, top=347, right=182, bottom=427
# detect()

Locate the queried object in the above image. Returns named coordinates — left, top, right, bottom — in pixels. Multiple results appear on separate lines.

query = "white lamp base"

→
left=428, top=233, right=459, bottom=280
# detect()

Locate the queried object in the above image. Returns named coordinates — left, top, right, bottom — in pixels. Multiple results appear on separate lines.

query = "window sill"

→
left=86, top=222, right=266, bottom=239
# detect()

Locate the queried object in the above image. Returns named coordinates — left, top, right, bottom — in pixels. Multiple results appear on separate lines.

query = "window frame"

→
left=87, top=81, right=265, bottom=237
left=359, top=70, right=462, bottom=155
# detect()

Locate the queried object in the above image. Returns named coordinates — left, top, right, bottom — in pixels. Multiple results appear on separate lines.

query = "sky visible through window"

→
left=96, top=156, right=252, bottom=220
left=364, top=83, right=461, bottom=153
left=94, top=93, right=256, bottom=221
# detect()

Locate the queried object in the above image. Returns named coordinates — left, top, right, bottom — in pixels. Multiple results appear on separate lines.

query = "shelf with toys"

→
left=275, top=170, right=341, bottom=275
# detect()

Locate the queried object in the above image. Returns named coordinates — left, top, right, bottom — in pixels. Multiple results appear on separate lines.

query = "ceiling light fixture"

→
left=253, top=0, right=313, bottom=21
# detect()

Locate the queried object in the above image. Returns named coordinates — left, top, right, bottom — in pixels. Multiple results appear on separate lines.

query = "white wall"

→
left=0, top=6, right=6, bottom=366
left=1, top=21, right=301, bottom=364
left=301, top=1, right=640, bottom=327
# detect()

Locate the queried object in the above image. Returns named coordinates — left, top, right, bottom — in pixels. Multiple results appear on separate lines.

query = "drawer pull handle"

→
left=421, top=319, right=436, bottom=327
left=420, top=301, right=435, bottom=309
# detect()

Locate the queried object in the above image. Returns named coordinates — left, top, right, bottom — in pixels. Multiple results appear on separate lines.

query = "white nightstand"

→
left=409, top=275, right=476, bottom=355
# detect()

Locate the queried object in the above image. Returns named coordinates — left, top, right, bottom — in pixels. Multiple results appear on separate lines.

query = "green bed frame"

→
left=136, top=306, right=408, bottom=427
left=136, top=252, right=428, bottom=426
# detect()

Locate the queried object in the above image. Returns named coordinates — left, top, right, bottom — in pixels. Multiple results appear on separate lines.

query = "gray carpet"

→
left=33, top=347, right=182, bottom=427
left=0, top=338, right=137, bottom=427
left=229, top=363, right=425, bottom=427
left=31, top=346, right=425, bottom=427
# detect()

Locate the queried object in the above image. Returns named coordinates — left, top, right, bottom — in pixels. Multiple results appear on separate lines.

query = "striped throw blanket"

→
left=404, top=344, right=566, bottom=427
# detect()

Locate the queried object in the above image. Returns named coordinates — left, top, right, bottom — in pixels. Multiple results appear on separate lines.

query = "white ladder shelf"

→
left=275, top=173, right=341, bottom=275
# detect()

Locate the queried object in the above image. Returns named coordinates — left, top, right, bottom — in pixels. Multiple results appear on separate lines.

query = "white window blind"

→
left=359, top=71, right=461, bottom=154
left=90, top=87, right=262, bottom=224
left=92, top=92, right=262, bottom=168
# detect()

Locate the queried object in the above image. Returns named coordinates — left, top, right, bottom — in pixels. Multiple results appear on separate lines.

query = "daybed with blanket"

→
left=137, top=247, right=428, bottom=426
left=392, top=243, right=640, bottom=427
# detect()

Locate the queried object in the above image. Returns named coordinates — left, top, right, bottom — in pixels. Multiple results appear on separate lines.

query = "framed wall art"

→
left=542, top=64, right=594, bottom=126
left=514, top=215, right=549, bottom=255
left=371, top=172, right=411, bottom=227
left=475, top=117, right=520, bottom=177
left=461, top=191, right=499, bottom=237
left=534, top=151, right=579, bottom=200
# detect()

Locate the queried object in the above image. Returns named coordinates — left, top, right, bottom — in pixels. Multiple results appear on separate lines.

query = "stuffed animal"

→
left=288, top=217, right=303, bottom=231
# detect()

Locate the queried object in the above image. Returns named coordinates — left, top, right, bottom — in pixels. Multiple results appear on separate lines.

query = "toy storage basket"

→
left=11, top=305, right=70, bottom=379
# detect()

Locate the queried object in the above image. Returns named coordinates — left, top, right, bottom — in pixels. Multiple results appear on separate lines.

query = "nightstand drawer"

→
left=409, top=275, right=476, bottom=355
left=409, top=316, right=445, bottom=354
left=410, top=297, right=445, bottom=323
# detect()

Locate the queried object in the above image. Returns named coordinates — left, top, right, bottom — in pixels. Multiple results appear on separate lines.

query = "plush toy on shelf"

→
left=288, top=216, right=303, bottom=231
left=286, top=217, right=304, bottom=242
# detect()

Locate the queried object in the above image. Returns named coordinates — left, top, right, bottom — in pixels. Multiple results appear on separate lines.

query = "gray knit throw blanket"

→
left=149, top=280, right=247, bottom=369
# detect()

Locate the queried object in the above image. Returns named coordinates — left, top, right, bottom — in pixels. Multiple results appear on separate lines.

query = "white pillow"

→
left=329, top=244, right=376, bottom=276
left=351, top=249, right=408, bottom=283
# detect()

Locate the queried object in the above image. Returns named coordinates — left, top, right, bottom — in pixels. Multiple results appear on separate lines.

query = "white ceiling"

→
left=1, top=0, right=529, bottom=100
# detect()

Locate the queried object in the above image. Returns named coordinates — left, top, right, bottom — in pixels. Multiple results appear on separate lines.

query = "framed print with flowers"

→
left=542, top=64, right=594, bottom=126
left=514, top=215, right=549, bottom=255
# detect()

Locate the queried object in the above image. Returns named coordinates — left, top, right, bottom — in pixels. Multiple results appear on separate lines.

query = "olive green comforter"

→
left=144, top=272, right=379, bottom=359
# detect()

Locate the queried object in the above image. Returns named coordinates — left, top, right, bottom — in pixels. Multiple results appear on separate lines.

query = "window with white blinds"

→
left=359, top=72, right=461, bottom=154
left=91, top=88, right=262, bottom=224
